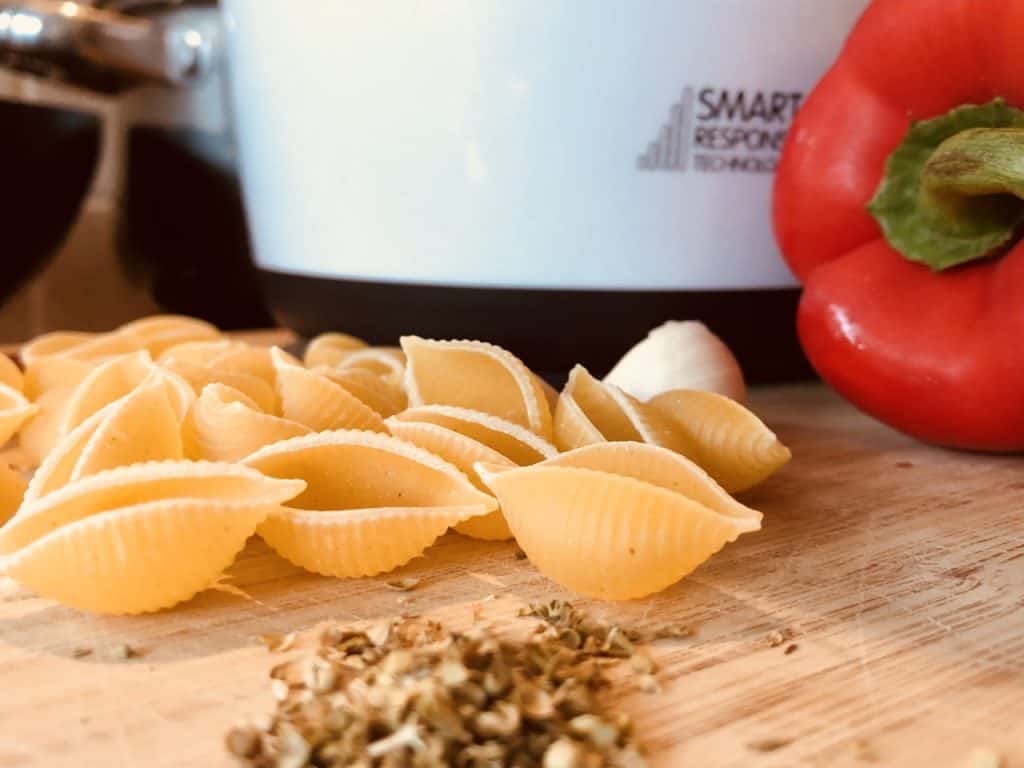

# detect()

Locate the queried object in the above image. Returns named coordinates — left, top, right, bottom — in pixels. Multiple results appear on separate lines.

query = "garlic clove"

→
left=604, top=321, right=746, bottom=403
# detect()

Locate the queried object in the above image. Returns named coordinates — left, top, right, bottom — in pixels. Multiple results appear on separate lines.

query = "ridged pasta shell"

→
left=553, top=365, right=668, bottom=452
left=158, top=339, right=235, bottom=368
left=212, top=344, right=286, bottom=386
left=22, top=356, right=93, bottom=400
left=0, top=464, right=27, bottom=527
left=36, top=330, right=144, bottom=363
left=24, top=377, right=184, bottom=502
left=20, top=331, right=96, bottom=366
left=162, top=358, right=278, bottom=415
left=317, top=367, right=407, bottom=417
left=0, top=461, right=305, bottom=557
left=336, top=347, right=406, bottom=386
left=0, top=383, right=38, bottom=447
left=17, top=386, right=72, bottom=465
left=119, top=314, right=221, bottom=357
left=647, top=390, right=791, bottom=493
left=185, top=384, right=311, bottom=462
left=476, top=442, right=761, bottom=600
left=243, top=430, right=496, bottom=577
left=2, top=498, right=274, bottom=614
left=389, top=406, right=557, bottom=465
left=401, top=337, right=553, bottom=438
left=303, top=332, right=368, bottom=368
left=385, top=419, right=514, bottom=540
left=272, top=348, right=387, bottom=433
left=60, top=351, right=154, bottom=433
left=0, top=354, right=23, bottom=392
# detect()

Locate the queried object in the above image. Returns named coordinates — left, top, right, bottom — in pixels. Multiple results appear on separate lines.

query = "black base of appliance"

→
left=261, top=271, right=814, bottom=383
left=0, top=100, right=101, bottom=306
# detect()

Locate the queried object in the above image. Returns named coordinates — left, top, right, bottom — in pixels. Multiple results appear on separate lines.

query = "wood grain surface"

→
left=0, top=382, right=1022, bottom=768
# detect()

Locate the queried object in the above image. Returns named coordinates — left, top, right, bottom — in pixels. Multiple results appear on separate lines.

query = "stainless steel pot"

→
left=0, top=0, right=217, bottom=91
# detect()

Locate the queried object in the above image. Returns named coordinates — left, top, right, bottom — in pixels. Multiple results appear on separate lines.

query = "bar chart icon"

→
left=637, top=87, right=694, bottom=172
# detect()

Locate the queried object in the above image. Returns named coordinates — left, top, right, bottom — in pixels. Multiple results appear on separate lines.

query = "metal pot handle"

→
left=0, top=0, right=213, bottom=87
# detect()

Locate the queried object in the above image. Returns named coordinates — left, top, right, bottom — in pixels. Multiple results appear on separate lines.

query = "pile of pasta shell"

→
left=0, top=315, right=790, bottom=614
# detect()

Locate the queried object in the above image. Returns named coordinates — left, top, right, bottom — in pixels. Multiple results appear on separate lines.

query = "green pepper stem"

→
left=923, top=128, right=1024, bottom=200
left=868, top=100, right=1024, bottom=271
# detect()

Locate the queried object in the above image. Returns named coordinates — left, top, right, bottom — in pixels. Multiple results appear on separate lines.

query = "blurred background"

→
left=0, top=0, right=269, bottom=341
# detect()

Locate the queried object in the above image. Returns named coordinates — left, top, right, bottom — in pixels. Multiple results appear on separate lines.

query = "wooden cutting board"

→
left=1, top=374, right=1022, bottom=767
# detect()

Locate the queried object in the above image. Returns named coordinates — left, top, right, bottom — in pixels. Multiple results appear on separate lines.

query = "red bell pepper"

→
left=773, top=0, right=1024, bottom=451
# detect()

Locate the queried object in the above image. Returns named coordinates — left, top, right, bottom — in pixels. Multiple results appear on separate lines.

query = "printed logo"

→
left=638, top=87, right=803, bottom=174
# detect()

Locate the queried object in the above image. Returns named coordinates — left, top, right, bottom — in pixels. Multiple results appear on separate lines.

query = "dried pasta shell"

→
left=244, top=430, right=496, bottom=577
left=317, top=367, right=407, bottom=417
left=272, top=348, right=386, bottom=433
left=476, top=442, right=761, bottom=600
left=3, top=499, right=267, bottom=613
left=336, top=347, right=406, bottom=385
left=185, top=384, right=310, bottom=462
left=0, top=383, right=38, bottom=447
left=158, top=339, right=235, bottom=368
left=119, top=314, right=221, bottom=357
left=389, top=405, right=557, bottom=465
left=647, top=389, right=791, bottom=493
left=60, top=351, right=154, bottom=433
left=401, top=337, right=553, bottom=438
left=385, top=419, right=514, bottom=540
left=20, top=331, right=96, bottom=366
left=17, top=386, right=72, bottom=465
left=212, top=344, right=288, bottom=386
left=303, top=332, right=368, bottom=368
left=163, top=358, right=278, bottom=415
left=23, top=356, right=93, bottom=400
left=24, top=377, right=183, bottom=502
left=0, top=461, right=305, bottom=557
left=0, top=355, right=23, bottom=392
left=553, top=365, right=668, bottom=452
left=0, top=463, right=27, bottom=527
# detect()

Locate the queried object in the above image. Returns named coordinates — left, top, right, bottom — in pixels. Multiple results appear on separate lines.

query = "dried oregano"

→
left=226, top=602, right=662, bottom=767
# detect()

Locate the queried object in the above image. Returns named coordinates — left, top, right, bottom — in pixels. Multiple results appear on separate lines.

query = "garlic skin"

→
left=603, top=321, right=746, bottom=403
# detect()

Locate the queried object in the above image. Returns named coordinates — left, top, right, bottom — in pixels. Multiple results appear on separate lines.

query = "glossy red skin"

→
left=774, top=0, right=1024, bottom=451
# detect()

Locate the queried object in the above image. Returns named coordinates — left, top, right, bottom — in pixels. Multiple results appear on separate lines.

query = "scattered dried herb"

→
left=766, top=628, right=795, bottom=648
left=385, top=577, right=423, bottom=592
left=747, top=738, right=792, bottom=753
left=784, top=643, right=799, bottom=656
left=101, top=643, right=140, bottom=661
left=70, top=647, right=92, bottom=659
left=227, top=602, right=652, bottom=767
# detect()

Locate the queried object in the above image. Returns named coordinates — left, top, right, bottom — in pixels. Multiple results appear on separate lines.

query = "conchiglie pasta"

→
left=389, top=406, right=557, bottom=465
left=317, top=367, right=407, bottom=418
left=184, top=383, right=310, bottom=462
left=20, top=331, right=96, bottom=366
left=401, top=337, right=552, bottom=438
left=335, top=347, right=406, bottom=386
left=476, top=442, right=761, bottom=600
left=0, top=461, right=304, bottom=614
left=0, top=383, right=37, bottom=447
left=647, top=389, right=791, bottom=493
left=24, top=376, right=184, bottom=502
left=22, top=356, right=93, bottom=400
left=385, top=418, right=515, bottom=540
left=243, top=430, right=496, bottom=577
left=0, top=354, right=23, bottom=392
left=162, top=358, right=278, bottom=415
left=271, top=348, right=386, bottom=433
left=553, top=365, right=668, bottom=452
left=303, top=332, right=368, bottom=368
left=0, top=463, right=26, bottom=527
